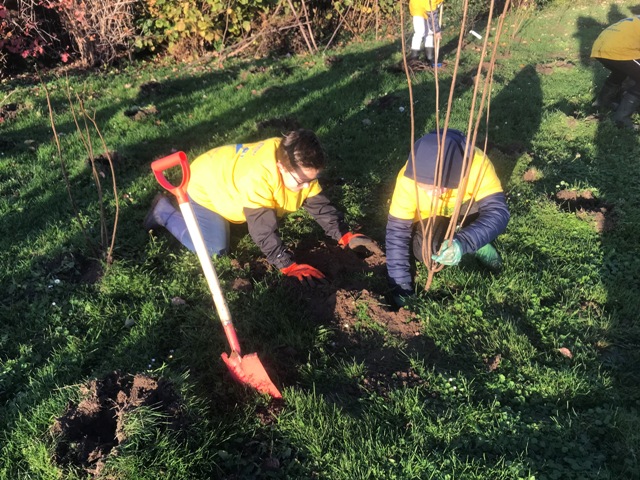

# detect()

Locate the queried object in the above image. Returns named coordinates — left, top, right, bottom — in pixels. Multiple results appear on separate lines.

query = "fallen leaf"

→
left=558, top=347, right=573, bottom=359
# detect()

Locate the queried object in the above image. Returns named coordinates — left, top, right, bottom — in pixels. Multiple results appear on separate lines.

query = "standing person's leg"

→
left=608, top=59, right=640, bottom=128
left=593, top=58, right=627, bottom=107
left=410, top=16, right=427, bottom=60
left=424, top=10, right=440, bottom=65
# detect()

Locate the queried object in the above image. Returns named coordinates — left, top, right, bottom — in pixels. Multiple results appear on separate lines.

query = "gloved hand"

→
left=431, top=239, right=463, bottom=266
left=390, top=283, right=415, bottom=308
left=280, top=262, right=327, bottom=288
left=338, top=232, right=375, bottom=250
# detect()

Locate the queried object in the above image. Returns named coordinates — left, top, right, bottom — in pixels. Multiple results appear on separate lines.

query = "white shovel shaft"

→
left=179, top=202, right=233, bottom=325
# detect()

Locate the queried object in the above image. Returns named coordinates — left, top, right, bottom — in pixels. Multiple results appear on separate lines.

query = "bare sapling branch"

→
left=39, top=71, right=99, bottom=258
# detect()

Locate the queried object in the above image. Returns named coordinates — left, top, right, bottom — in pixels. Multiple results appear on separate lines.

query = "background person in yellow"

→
left=591, top=15, right=640, bottom=129
left=144, top=129, right=374, bottom=286
left=408, top=0, right=443, bottom=66
left=385, top=129, right=510, bottom=306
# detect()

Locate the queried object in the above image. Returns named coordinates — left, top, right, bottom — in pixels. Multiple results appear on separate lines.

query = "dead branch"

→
left=286, top=0, right=315, bottom=54
left=324, top=5, right=352, bottom=53
left=39, top=71, right=98, bottom=258
left=299, top=0, right=318, bottom=52
left=84, top=113, right=119, bottom=265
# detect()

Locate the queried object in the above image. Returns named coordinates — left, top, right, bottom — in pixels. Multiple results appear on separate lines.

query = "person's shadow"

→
left=481, top=64, right=543, bottom=187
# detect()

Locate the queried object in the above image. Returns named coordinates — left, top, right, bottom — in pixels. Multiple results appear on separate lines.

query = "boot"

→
left=424, top=47, right=442, bottom=68
left=473, top=243, right=503, bottom=271
left=612, top=91, right=640, bottom=129
left=143, top=194, right=177, bottom=230
left=592, top=80, right=621, bottom=108
left=408, top=49, right=420, bottom=62
left=425, top=47, right=435, bottom=65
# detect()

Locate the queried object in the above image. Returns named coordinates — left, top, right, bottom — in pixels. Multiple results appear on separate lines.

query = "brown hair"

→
left=276, top=129, right=326, bottom=171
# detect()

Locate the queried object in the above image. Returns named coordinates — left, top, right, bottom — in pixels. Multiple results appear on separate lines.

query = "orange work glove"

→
left=280, top=262, right=327, bottom=288
left=338, top=232, right=375, bottom=250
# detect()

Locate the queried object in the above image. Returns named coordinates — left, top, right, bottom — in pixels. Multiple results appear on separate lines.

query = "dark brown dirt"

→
left=139, top=81, right=162, bottom=96
left=86, top=150, right=123, bottom=178
left=367, top=94, right=400, bottom=112
left=0, top=103, right=19, bottom=123
left=124, top=105, right=158, bottom=121
left=256, top=116, right=301, bottom=134
left=535, top=59, right=575, bottom=75
left=237, top=239, right=438, bottom=398
left=51, top=372, right=183, bottom=477
left=41, top=251, right=103, bottom=285
left=554, top=189, right=615, bottom=233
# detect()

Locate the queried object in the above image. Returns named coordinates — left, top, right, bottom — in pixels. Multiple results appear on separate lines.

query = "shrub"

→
left=0, top=3, right=50, bottom=72
left=42, top=0, right=137, bottom=66
left=136, top=0, right=276, bottom=58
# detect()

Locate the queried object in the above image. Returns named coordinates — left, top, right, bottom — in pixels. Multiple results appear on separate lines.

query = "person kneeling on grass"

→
left=385, top=129, right=510, bottom=306
left=144, top=129, right=374, bottom=287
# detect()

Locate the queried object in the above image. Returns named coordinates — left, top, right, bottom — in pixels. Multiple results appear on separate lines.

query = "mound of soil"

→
left=41, top=250, right=103, bottom=285
left=535, top=59, right=575, bottom=75
left=124, top=105, right=158, bottom=121
left=51, top=372, right=183, bottom=476
left=554, top=189, right=615, bottom=233
left=242, top=239, right=438, bottom=397
left=0, top=103, right=19, bottom=123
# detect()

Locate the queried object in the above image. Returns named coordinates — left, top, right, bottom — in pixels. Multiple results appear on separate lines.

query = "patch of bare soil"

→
left=51, top=372, right=183, bottom=477
left=554, top=189, right=615, bottom=233
left=139, top=81, right=162, bottom=96
left=535, top=59, right=575, bottom=75
left=387, top=58, right=445, bottom=75
left=0, top=103, right=19, bottom=123
left=367, top=94, right=400, bottom=112
left=86, top=150, right=124, bottom=178
left=124, top=105, right=158, bottom=121
left=522, top=167, right=541, bottom=182
left=41, top=251, right=103, bottom=285
left=237, top=239, right=438, bottom=398
left=256, top=116, right=301, bottom=134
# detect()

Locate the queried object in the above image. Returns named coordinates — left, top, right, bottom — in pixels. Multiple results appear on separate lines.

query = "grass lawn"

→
left=1, top=1, right=639, bottom=478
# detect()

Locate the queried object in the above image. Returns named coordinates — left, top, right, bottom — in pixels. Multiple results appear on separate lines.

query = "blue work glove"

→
left=431, top=239, right=463, bottom=266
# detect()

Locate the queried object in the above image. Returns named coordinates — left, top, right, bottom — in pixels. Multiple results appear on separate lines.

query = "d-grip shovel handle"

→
left=150, top=151, right=243, bottom=355
left=151, top=152, right=190, bottom=205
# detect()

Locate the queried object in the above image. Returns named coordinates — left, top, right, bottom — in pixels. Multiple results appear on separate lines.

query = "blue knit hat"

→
left=404, top=129, right=468, bottom=188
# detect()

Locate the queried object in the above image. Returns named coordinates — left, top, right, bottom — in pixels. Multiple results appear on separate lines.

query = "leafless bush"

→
left=41, top=0, right=137, bottom=66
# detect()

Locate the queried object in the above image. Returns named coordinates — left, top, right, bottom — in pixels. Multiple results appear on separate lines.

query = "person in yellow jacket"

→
left=591, top=15, right=640, bottom=128
left=385, top=129, right=510, bottom=306
left=408, top=0, right=444, bottom=66
left=144, top=129, right=373, bottom=286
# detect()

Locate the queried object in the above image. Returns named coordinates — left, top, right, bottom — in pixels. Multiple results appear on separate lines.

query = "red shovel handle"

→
left=151, top=152, right=190, bottom=204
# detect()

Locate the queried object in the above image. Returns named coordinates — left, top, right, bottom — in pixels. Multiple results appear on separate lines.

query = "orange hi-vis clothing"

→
left=591, top=16, right=640, bottom=61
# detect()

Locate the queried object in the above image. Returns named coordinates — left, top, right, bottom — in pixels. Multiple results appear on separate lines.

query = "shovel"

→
left=151, top=152, right=282, bottom=399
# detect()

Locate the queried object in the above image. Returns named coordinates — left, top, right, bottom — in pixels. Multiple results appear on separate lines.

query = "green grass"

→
left=1, top=1, right=640, bottom=479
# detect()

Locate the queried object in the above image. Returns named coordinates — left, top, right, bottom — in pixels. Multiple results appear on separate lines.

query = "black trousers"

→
left=596, top=57, right=640, bottom=95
